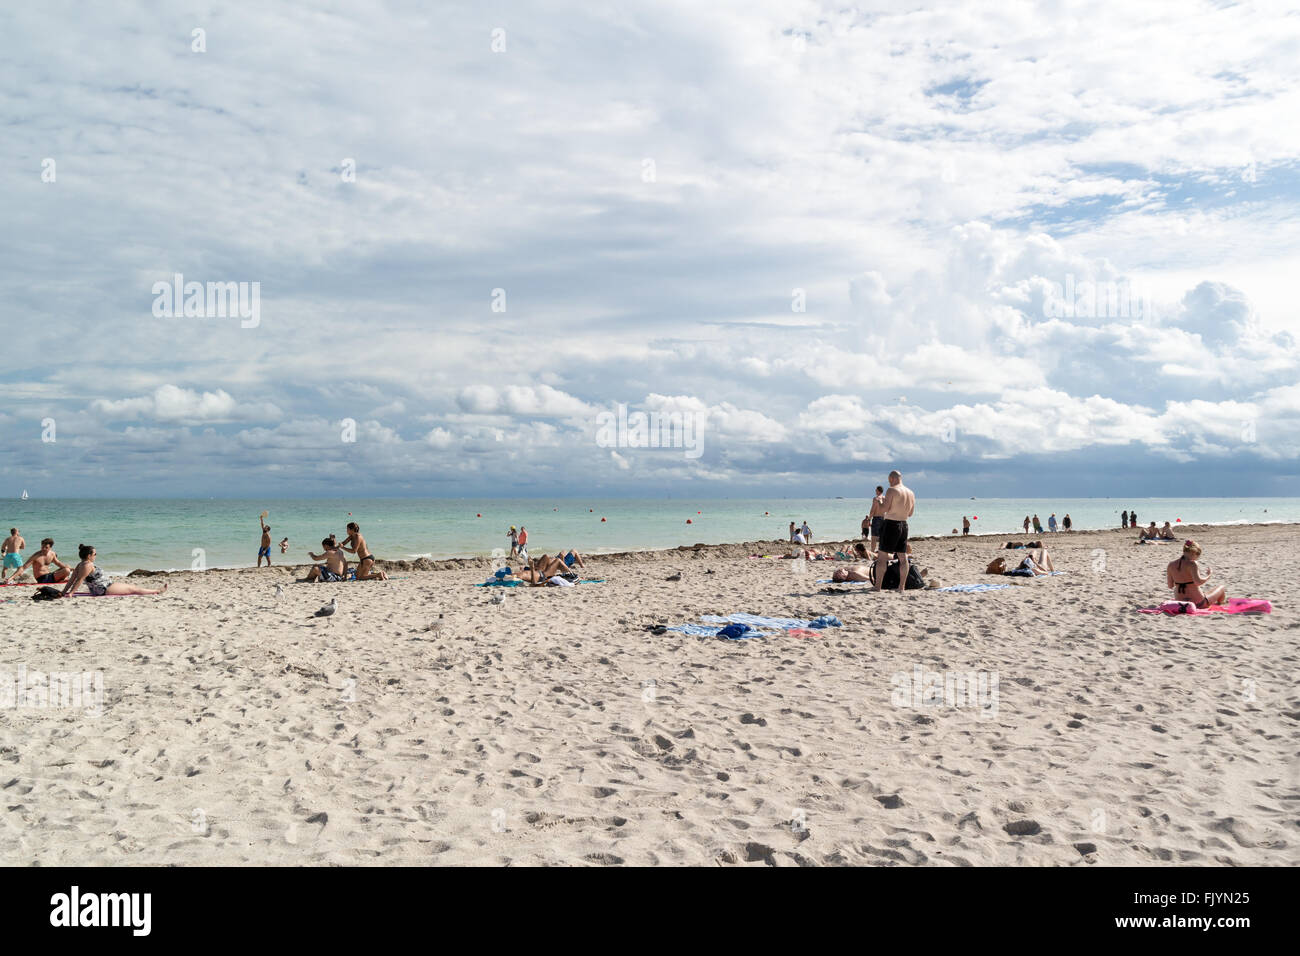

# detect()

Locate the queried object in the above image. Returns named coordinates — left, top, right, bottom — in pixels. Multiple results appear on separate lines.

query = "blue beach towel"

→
left=935, top=583, right=1011, bottom=593
left=700, top=613, right=843, bottom=630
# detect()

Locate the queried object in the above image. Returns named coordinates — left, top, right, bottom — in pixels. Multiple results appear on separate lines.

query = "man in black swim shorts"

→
left=873, top=470, right=916, bottom=593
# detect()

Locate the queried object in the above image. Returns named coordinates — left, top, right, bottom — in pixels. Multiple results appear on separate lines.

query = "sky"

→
left=3, top=0, right=1299, bottom=499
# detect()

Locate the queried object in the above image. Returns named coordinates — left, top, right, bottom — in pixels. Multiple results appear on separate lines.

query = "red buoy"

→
left=476, top=513, right=481, bottom=517
left=686, top=519, right=692, bottom=524
left=601, top=517, right=606, bottom=522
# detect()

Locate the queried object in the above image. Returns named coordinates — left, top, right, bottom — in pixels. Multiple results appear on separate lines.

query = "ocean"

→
left=2, top=497, right=1297, bottom=574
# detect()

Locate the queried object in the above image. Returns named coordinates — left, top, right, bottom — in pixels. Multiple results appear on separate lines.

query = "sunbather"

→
left=518, top=553, right=576, bottom=584
left=1166, top=539, right=1226, bottom=609
left=61, top=545, right=166, bottom=596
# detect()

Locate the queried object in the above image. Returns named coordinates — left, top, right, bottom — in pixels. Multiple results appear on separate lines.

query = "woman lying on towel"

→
left=61, top=544, right=167, bottom=597
left=518, top=553, right=581, bottom=585
left=986, top=547, right=1055, bottom=576
left=1166, top=539, right=1226, bottom=609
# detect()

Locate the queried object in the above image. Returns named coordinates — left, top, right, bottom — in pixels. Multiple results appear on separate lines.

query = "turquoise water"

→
left=2, top=497, right=1296, bottom=574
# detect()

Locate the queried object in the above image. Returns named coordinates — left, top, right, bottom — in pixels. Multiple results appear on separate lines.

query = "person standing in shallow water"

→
left=1023, top=515, right=1031, bottom=534
left=962, top=516, right=970, bottom=536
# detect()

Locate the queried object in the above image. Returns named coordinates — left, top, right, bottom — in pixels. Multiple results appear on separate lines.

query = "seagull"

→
left=274, top=584, right=285, bottom=601
left=666, top=572, right=682, bottom=582
left=311, top=597, right=338, bottom=624
left=489, top=593, right=505, bottom=605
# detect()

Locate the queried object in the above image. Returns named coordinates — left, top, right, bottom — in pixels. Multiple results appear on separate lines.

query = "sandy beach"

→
left=1, top=523, right=1295, bottom=866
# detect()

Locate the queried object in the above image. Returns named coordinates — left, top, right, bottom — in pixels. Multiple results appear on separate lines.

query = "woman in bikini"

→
left=61, top=545, right=167, bottom=597
left=340, top=522, right=388, bottom=580
left=1166, top=539, right=1226, bottom=609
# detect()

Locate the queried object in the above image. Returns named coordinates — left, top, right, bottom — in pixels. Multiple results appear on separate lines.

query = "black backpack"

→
left=31, top=586, right=62, bottom=601
left=872, top=560, right=926, bottom=590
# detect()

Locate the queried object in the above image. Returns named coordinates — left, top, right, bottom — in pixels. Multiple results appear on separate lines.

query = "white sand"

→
left=1, top=524, right=1295, bottom=865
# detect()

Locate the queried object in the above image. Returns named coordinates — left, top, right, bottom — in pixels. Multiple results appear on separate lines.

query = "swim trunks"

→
left=319, top=567, right=343, bottom=583
left=878, top=518, right=908, bottom=554
left=3, top=553, right=21, bottom=570
left=37, top=572, right=57, bottom=584
left=870, top=515, right=883, bottom=537
left=258, top=545, right=271, bottom=559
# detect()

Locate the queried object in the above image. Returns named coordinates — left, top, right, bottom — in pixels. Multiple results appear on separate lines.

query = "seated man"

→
left=1137, top=521, right=1159, bottom=540
left=303, top=536, right=349, bottom=582
left=1158, top=522, right=1177, bottom=540
left=11, top=538, right=71, bottom=584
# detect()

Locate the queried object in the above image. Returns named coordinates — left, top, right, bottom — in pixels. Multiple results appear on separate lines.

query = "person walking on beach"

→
left=801, top=520, right=812, bottom=544
left=868, top=486, right=886, bottom=548
left=1023, top=515, right=1031, bottom=534
left=1048, top=513, right=1058, bottom=533
left=10, top=538, right=71, bottom=584
left=1032, top=514, right=1042, bottom=534
left=962, top=516, right=970, bottom=536
left=1, top=528, right=25, bottom=582
left=257, top=512, right=273, bottom=567
left=873, top=471, right=915, bottom=593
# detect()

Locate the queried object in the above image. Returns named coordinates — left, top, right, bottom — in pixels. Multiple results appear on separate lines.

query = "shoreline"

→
left=101, top=520, right=1297, bottom=578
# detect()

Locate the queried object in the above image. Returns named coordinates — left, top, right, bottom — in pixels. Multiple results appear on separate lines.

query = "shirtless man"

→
left=873, top=471, right=915, bottom=593
left=13, top=538, right=71, bottom=584
left=303, top=536, right=348, bottom=583
left=1, top=528, right=25, bottom=582
left=867, top=486, right=886, bottom=549
left=257, top=512, right=273, bottom=567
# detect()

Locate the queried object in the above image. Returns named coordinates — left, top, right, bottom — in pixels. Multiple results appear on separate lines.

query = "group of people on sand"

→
left=491, top=548, right=588, bottom=586
left=1019, top=513, right=1072, bottom=534
left=788, top=521, right=813, bottom=544
left=301, top=522, right=389, bottom=583
left=1136, top=520, right=1179, bottom=541
left=1, top=528, right=165, bottom=597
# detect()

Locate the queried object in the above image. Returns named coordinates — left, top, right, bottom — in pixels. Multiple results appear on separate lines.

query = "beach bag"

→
left=31, top=586, right=62, bottom=601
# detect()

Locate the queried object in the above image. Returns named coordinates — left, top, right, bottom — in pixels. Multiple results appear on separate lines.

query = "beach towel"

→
left=700, top=613, right=842, bottom=630
left=664, top=622, right=768, bottom=639
left=1140, top=598, right=1272, bottom=616
left=477, top=579, right=524, bottom=587
left=936, top=583, right=1011, bottom=593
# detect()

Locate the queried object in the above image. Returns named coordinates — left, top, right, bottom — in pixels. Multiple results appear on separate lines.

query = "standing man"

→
left=962, top=516, right=970, bottom=536
left=257, top=511, right=273, bottom=567
left=861, top=514, right=871, bottom=540
left=868, top=485, right=886, bottom=549
left=1, top=528, right=25, bottom=582
left=517, top=525, right=529, bottom=560
left=1130, top=509, right=1137, bottom=528
left=873, top=471, right=915, bottom=593
left=1121, top=511, right=1128, bottom=529
left=1048, top=513, right=1058, bottom=533
left=508, top=525, right=520, bottom=560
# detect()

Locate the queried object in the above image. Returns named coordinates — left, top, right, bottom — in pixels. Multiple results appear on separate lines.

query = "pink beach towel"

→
left=1140, top=598, right=1272, bottom=616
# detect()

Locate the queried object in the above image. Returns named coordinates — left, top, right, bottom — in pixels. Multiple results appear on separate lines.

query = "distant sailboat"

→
left=20, top=490, right=28, bottom=500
